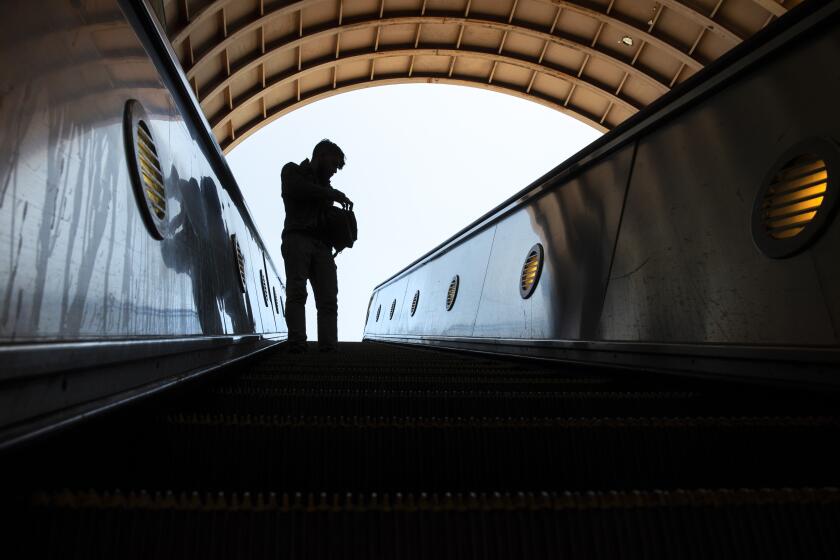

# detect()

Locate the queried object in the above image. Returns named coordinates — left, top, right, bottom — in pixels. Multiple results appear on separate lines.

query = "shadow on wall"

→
left=163, top=168, right=255, bottom=335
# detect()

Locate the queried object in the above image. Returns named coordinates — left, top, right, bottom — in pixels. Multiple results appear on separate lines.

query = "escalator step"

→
left=4, top=342, right=840, bottom=557
left=181, top=387, right=701, bottom=417
left=17, top=487, right=840, bottom=559
left=23, top=414, right=840, bottom=493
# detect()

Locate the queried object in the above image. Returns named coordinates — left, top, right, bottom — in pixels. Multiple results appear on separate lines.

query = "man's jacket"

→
left=281, top=158, right=336, bottom=240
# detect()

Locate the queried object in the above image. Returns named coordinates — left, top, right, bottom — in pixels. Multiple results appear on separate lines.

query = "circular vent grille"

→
left=124, top=100, right=166, bottom=239
left=231, top=234, right=247, bottom=293
left=389, top=299, right=396, bottom=320
left=520, top=243, right=544, bottom=299
left=762, top=156, right=827, bottom=239
left=376, top=305, right=381, bottom=322
left=446, top=275, right=459, bottom=311
left=259, top=270, right=269, bottom=307
left=753, top=139, right=838, bottom=258
left=411, top=290, right=420, bottom=316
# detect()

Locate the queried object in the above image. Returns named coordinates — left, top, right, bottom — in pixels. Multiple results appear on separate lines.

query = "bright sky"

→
left=227, top=84, right=601, bottom=342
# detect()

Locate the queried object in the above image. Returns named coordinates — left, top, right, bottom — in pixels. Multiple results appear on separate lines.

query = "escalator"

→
left=3, top=342, right=840, bottom=558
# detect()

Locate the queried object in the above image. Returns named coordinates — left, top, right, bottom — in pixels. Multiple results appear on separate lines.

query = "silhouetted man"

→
left=281, top=139, right=353, bottom=353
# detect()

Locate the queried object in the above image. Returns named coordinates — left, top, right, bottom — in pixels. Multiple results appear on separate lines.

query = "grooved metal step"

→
left=14, top=488, right=840, bottom=559
left=188, top=387, right=701, bottom=417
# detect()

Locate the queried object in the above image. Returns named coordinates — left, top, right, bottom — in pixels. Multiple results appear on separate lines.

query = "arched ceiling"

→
left=159, top=0, right=799, bottom=153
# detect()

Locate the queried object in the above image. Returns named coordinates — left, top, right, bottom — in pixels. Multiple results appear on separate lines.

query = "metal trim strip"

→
left=1, top=334, right=287, bottom=381
left=0, top=336, right=286, bottom=450
left=364, top=334, right=840, bottom=388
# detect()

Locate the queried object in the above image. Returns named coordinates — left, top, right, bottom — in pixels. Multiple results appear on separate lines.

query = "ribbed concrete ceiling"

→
left=160, top=0, right=799, bottom=153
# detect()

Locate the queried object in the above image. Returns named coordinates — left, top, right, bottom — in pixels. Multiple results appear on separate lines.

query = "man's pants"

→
left=281, top=232, right=338, bottom=350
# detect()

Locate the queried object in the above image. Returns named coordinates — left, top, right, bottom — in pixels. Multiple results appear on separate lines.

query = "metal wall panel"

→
left=396, top=270, right=430, bottom=336
left=473, top=145, right=633, bottom=340
left=368, top=276, right=409, bottom=335
left=597, top=26, right=840, bottom=345
left=365, top=226, right=496, bottom=338
left=0, top=0, right=285, bottom=344
left=471, top=213, right=532, bottom=339
left=422, top=227, right=496, bottom=337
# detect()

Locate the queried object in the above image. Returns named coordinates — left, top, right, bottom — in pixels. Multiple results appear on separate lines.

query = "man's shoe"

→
left=287, top=345, right=307, bottom=354
left=318, top=346, right=338, bottom=353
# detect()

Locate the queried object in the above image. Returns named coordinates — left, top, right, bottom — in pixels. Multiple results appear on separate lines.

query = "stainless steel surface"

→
left=0, top=334, right=281, bottom=450
left=365, top=3, right=840, bottom=384
left=372, top=334, right=840, bottom=388
left=598, top=40, right=840, bottom=343
left=0, top=0, right=287, bottom=443
left=476, top=145, right=633, bottom=340
left=371, top=226, right=496, bottom=338
left=366, top=144, right=631, bottom=341
left=0, top=0, right=286, bottom=344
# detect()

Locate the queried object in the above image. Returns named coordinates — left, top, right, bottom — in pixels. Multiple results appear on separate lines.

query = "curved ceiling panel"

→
left=160, top=0, right=798, bottom=153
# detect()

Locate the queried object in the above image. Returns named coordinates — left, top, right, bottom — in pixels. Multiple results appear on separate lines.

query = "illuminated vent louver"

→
left=231, top=234, right=247, bottom=293
left=761, top=155, right=827, bottom=240
left=411, top=290, right=420, bottom=317
left=259, top=270, right=270, bottom=307
left=446, top=275, right=459, bottom=311
left=752, top=139, right=838, bottom=259
left=124, top=100, right=166, bottom=239
left=520, top=244, right=544, bottom=299
left=272, top=286, right=280, bottom=314
left=136, top=122, right=166, bottom=219
left=390, top=299, right=396, bottom=320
